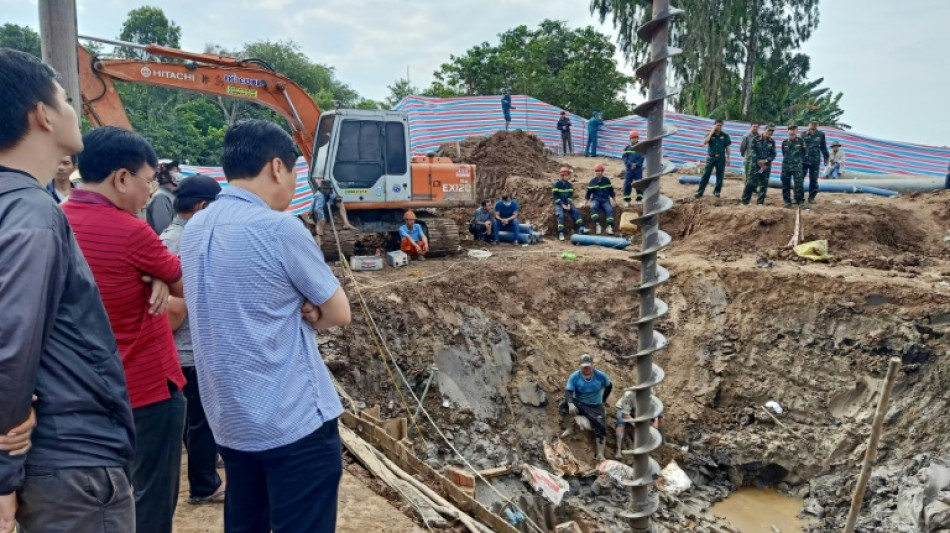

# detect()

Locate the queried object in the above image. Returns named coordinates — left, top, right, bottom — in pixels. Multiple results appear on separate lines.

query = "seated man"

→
left=614, top=389, right=664, bottom=459
left=492, top=194, right=521, bottom=245
left=559, top=354, right=612, bottom=461
left=824, top=141, right=845, bottom=179
left=399, top=210, right=428, bottom=260
left=469, top=200, right=493, bottom=242
left=552, top=167, right=585, bottom=241
left=585, top=163, right=616, bottom=235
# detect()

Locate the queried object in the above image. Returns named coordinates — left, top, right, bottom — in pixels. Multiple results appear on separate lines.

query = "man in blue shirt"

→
left=492, top=194, right=521, bottom=245
left=399, top=210, right=429, bottom=260
left=501, top=89, right=515, bottom=132
left=469, top=201, right=493, bottom=242
left=621, top=131, right=645, bottom=206
left=181, top=119, right=352, bottom=533
left=585, top=163, right=616, bottom=235
left=585, top=111, right=605, bottom=157
left=559, top=354, right=612, bottom=461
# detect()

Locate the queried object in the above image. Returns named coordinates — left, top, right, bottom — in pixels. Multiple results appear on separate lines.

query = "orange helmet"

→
left=404, top=210, right=417, bottom=221
left=559, top=167, right=571, bottom=175
left=630, top=130, right=640, bottom=138
left=594, top=163, right=606, bottom=171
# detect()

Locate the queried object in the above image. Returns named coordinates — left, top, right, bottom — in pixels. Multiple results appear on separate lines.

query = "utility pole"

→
left=38, top=0, right=81, bottom=117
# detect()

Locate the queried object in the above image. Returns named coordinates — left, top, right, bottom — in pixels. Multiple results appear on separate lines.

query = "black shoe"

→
left=713, top=192, right=721, bottom=198
left=783, top=203, right=792, bottom=209
left=694, top=193, right=703, bottom=199
left=808, top=198, right=816, bottom=204
left=741, top=201, right=750, bottom=205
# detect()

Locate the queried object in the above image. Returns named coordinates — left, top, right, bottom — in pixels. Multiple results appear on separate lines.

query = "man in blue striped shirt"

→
left=180, top=119, right=352, bottom=533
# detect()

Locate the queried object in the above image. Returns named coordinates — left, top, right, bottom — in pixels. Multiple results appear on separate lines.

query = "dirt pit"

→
left=319, top=149, right=950, bottom=532
left=711, top=488, right=817, bottom=532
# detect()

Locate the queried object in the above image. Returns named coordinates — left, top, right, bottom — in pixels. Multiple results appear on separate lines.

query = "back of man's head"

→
left=174, top=174, right=222, bottom=214
left=78, top=127, right=158, bottom=183
left=222, top=120, right=297, bottom=182
left=0, top=48, right=59, bottom=151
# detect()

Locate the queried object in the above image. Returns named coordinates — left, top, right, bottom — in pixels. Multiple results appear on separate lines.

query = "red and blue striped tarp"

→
left=181, top=95, right=950, bottom=214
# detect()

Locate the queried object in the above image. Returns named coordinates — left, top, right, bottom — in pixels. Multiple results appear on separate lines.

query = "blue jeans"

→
left=585, top=132, right=599, bottom=157
left=493, top=218, right=520, bottom=243
left=554, top=204, right=582, bottom=230
left=589, top=199, right=614, bottom=224
left=824, top=163, right=841, bottom=179
left=219, top=418, right=343, bottom=533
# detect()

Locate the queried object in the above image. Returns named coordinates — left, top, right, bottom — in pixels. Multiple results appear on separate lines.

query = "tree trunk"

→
left=740, top=0, right=761, bottom=117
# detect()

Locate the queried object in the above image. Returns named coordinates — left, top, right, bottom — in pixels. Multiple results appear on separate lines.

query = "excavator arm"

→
left=78, top=44, right=319, bottom=162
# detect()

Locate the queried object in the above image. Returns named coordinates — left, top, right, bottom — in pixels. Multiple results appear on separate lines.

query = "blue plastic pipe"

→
left=677, top=175, right=899, bottom=198
left=496, top=231, right=532, bottom=244
left=569, top=234, right=630, bottom=248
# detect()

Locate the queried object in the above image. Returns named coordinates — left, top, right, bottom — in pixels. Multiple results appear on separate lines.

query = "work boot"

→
left=558, top=231, right=565, bottom=241
left=808, top=198, right=816, bottom=204
left=596, top=224, right=603, bottom=235
left=615, top=437, right=624, bottom=459
left=636, top=194, right=643, bottom=203
left=595, top=437, right=606, bottom=462
left=783, top=203, right=792, bottom=209
left=694, top=192, right=703, bottom=199
left=713, top=191, right=721, bottom=198
left=606, top=226, right=614, bottom=235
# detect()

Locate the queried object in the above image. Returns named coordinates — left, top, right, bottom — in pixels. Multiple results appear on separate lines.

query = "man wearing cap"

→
left=159, top=175, right=225, bottom=506
left=147, top=159, right=181, bottom=234
left=695, top=119, right=732, bottom=198
left=559, top=354, right=613, bottom=461
left=552, top=167, right=584, bottom=241
left=585, top=164, right=616, bottom=235
left=556, top=111, right=573, bottom=155
left=399, top=210, right=428, bottom=260
left=614, top=389, right=664, bottom=458
left=621, top=131, right=645, bottom=206
left=824, top=141, right=845, bottom=179
left=802, top=121, right=830, bottom=203
left=741, top=125, right=776, bottom=206
left=740, top=123, right=760, bottom=186
left=781, top=125, right=808, bottom=208
left=501, top=89, right=515, bottom=132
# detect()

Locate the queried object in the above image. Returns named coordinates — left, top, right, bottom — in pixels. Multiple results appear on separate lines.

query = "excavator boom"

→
left=78, top=45, right=319, bottom=162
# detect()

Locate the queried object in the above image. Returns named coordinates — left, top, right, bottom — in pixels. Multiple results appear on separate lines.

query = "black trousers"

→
left=131, top=390, right=186, bottom=533
left=561, top=130, right=573, bottom=154
left=18, top=466, right=134, bottom=533
left=219, top=418, right=343, bottom=533
left=182, top=366, right=223, bottom=498
left=804, top=161, right=821, bottom=200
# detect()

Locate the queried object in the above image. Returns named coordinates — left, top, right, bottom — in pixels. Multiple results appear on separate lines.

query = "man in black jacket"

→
left=556, top=111, right=573, bottom=155
left=0, top=48, right=135, bottom=533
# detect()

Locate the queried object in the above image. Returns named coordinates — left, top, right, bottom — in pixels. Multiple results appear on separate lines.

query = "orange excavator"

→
left=78, top=36, right=475, bottom=257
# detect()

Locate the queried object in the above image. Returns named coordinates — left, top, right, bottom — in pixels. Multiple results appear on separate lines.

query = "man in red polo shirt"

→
left=62, top=127, right=186, bottom=533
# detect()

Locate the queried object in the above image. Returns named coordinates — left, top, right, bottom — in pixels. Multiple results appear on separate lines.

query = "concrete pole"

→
left=38, top=0, right=82, bottom=117
left=843, top=357, right=901, bottom=533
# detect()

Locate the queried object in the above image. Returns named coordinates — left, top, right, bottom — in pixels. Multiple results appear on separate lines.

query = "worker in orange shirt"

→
left=399, top=210, right=429, bottom=261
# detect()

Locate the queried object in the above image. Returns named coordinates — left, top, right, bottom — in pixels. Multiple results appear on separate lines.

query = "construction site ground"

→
left=178, top=131, right=950, bottom=532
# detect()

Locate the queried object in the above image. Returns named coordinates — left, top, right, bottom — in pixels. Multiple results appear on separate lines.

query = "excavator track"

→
left=421, top=218, right=460, bottom=257
left=319, top=229, right=357, bottom=261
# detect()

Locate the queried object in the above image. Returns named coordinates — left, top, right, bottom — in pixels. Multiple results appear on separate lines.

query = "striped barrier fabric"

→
left=180, top=95, right=950, bottom=214
left=396, top=95, right=950, bottom=178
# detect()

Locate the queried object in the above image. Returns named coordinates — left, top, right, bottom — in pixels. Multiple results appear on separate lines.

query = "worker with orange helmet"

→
left=399, top=210, right=428, bottom=260
left=552, top=167, right=586, bottom=241
left=585, top=163, right=616, bottom=235
left=621, top=131, right=645, bottom=206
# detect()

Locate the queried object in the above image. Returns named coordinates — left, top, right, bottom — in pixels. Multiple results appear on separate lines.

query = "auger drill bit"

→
left=620, top=1, right=682, bottom=531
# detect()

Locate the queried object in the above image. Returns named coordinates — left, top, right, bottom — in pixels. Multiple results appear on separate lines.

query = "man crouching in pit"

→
left=559, top=354, right=613, bottom=461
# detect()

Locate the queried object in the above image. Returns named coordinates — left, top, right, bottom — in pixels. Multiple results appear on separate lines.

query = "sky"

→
left=2, top=0, right=947, bottom=146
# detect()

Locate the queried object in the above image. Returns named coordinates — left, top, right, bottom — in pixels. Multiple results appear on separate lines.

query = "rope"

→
left=324, top=206, right=547, bottom=533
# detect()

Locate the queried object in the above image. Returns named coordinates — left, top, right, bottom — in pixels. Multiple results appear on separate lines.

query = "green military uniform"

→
left=801, top=129, right=829, bottom=202
left=696, top=130, right=732, bottom=197
left=741, top=134, right=776, bottom=205
left=740, top=131, right=759, bottom=183
left=781, top=136, right=807, bottom=206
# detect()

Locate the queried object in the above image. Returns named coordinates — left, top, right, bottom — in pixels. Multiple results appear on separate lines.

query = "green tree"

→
left=591, top=0, right=823, bottom=121
left=118, top=5, right=181, bottom=58
left=748, top=52, right=848, bottom=129
left=384, top=78, right=419, bottom=108
left=0, top=23, right=41, bottom=57
left=429, top=20, right=633, bottom=119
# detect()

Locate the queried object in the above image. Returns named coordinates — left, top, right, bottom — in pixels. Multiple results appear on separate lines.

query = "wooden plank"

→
left=478, top=464, right=514, bottom=479
left=340, top=412, right=519, bottom=533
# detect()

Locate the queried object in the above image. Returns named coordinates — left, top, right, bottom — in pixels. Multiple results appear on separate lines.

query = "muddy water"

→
left=711, top=488, right=816, bottom=532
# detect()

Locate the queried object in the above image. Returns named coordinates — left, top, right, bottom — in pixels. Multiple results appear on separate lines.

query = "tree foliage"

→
left=0, top=23, right=41, bottom=57
left=429, top=20, right=633, bottom=119
left=590, top=0, right=842, bottom=126
left=384, top=78, right=419, bottom=108
left=118, top=5, right=181, bottom=58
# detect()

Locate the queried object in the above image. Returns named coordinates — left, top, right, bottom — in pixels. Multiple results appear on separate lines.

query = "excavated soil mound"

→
left=438, top=130, right=560, bottom=184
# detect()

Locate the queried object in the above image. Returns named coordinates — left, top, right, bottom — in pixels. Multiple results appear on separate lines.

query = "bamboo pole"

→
left=843, top=357, right=901, bottom=533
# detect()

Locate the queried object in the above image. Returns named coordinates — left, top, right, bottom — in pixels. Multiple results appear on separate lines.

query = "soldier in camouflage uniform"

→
left=694, top=119, right=732, bottom=198
left=801, top=120, right=830, bottom=204
left=740, top=123, right=760, bottom=184
left=781, top=125, right=807, bottom=207
left=741, top=125, right=776, bottom=205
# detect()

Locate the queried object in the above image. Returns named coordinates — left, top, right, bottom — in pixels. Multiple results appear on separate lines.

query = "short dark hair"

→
left=222, top=119, right=297, bottom=181
left=751, top=122, right=760, bottom=127
left=77, top=127, right=158, bottom=183
left=714, top=119, right=724, bottom=125
left=69, top=154, right=78, bottom=165
left=501, top=194, right=511, bottom=201
left=0, top=48, right=60, bottom=150
left=480, top=200, right=489, bottom=207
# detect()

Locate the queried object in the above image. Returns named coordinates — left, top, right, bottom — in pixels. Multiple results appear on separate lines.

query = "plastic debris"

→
left=765, top=400, right=784, bottom=414
left=657, top=460, right=693, bottom=496
left=521, top=464, right=570, bottom=506
left=794, top=240, right=834, bottom=261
